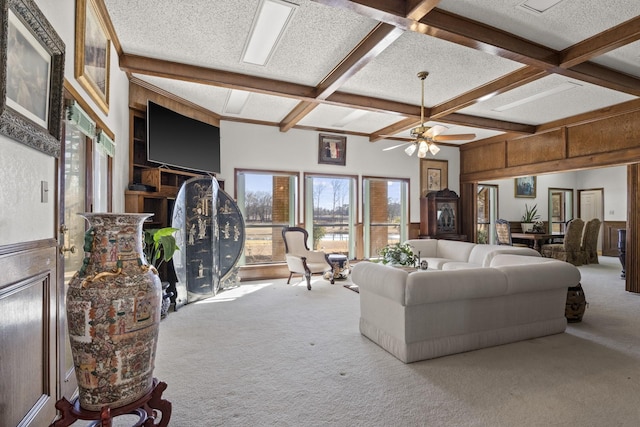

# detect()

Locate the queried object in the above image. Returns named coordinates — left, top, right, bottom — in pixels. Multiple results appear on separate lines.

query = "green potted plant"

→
left=375, top=242, right=419, bottom=269
left=144, top=227, right=179, bottom=318
left=144, top=227, right=179, bottom=270
left=521, top=204, right=540, bottom=233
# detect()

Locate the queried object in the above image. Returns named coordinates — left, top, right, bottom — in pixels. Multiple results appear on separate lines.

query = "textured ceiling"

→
left=103, top=0, right=640, bottom=150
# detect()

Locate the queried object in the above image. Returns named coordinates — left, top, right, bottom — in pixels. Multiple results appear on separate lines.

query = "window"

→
left=305, top=174, right=356, bottom=258
left=477, top=184, right=498, bottom=244
left=236, top=169, right=298, bottom=264
left=548, top=188, right=574, bottom=234
left=92, top=139, right=112, bottom=212
left=363, top=177, right=409, bottom=259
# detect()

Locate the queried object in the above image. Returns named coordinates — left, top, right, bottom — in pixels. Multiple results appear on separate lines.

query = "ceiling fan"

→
left=383, top=71, right=476, bottom=157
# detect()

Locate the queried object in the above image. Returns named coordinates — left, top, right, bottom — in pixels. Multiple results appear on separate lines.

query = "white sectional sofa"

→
left=352, top=250, right=581, bottom=363
left=405, top=238, right=541, bottom=270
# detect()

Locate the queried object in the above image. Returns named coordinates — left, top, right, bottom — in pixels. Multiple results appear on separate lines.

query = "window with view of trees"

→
left=236, top=169, right=298, bottom=264
left=477, top=184, right=498, bottom=244
left=304, top=174, right=356, bottom=258
left=363, top=177, right=409, bottom=259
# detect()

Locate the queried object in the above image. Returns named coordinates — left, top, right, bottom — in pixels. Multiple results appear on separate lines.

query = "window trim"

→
left=303, top=172, right=358, bottom=258
left=235, top=168, right=300, bottom=265
left=362, top=175, right=410, bottom=259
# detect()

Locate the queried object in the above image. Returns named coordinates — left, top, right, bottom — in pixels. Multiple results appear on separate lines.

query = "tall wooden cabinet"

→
left=419, top=189, right=467, bottom=241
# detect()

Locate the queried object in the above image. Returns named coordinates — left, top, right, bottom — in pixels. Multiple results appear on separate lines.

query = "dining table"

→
left=511, top=233, right=564, bottom=252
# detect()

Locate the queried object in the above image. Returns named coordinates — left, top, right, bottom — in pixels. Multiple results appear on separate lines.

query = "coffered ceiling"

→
left=99, top=0, right=640, bottom=150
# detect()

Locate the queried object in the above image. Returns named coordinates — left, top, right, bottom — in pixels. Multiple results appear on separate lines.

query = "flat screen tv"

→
left=147, top=101, right=221, bottom=174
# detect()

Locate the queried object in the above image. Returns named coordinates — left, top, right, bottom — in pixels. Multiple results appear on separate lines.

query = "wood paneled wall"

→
left=460, top=109, right=640, bottom=183
left=603, top=221, right=626, bottom=257
left=0, top=241, right=58, bottom=426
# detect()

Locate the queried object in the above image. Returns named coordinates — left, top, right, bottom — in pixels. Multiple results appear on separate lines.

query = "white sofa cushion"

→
left=489, top=254, right=553, bottom=267
left=405, top=268, right=508, bottom=305
left=435, top=239, right=475, bottom=262
left=468, top=244, right=540, bottom=267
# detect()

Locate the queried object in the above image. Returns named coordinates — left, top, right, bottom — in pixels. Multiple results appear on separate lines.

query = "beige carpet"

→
left=94, top=257, right=640, bottom=426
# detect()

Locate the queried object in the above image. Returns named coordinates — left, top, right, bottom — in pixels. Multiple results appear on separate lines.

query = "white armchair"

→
left=281, top=226, right=333, bottom=290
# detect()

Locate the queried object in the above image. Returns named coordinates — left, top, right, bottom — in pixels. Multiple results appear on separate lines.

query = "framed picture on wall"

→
left=515, top=176, right=536, bottom=198
left=75, top=0, right=111, bottom=114
left=420, top=159, right=448, bottom=196
left=0, top=0, right=65, bottom=157
left=318, top=134, right=347, bottom=165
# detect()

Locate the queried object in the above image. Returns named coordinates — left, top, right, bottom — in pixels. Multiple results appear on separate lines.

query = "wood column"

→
left=626, top=164, right=639, bottom=293
left=460, top=182, right=477, bottom=243
left=272, top=176, right=290, bottom=260
left=369, top=180, right=389, bottom=255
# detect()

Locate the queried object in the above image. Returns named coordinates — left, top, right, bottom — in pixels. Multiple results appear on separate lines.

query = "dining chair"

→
left=540, top=218, right=585, bottom=266
left=281, top=226, right=333, bottom=290
left=495, top=219, right=512, bottom=245
left=495, top=219, right=529, bottom=247
left=581, top=218, right=602, bottom=264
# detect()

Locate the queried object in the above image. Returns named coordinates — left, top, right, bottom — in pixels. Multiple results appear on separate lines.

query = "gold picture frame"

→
left=0, top=0, right=65, bottom=157
left=75, top=0, right=110, bottom=114
left=515, top=176, right=536, bottom=198
left=420, top=159, right=448, bottom=196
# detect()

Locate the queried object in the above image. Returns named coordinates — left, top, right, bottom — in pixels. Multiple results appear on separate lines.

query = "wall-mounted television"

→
left=147, top=101, right=221, bottom=174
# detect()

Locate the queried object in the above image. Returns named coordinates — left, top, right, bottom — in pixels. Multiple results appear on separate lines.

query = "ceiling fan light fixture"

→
left=404, top=143, right=417, bottom=156
left=410, top=125, right=429, bottom=138
left=428, top=142, right=440, bottom=155
left=417, top=140, right=429, bottom=158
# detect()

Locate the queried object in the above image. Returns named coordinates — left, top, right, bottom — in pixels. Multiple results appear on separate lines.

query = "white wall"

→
left=34, top=0, right=130, bottom=212
left=575, top=166, right=627, bottom=221
left=219, top=121, right=461, bottom=223
left=0, top=137, right=56, bottom=245
left=483, top=166, right=627, bottom=223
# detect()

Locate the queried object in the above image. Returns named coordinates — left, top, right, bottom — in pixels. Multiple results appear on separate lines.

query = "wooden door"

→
left=579, top=189, right=604, bottom=252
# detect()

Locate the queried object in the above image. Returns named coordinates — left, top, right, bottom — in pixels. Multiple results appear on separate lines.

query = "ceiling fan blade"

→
left=433, top=133, right=476, bottom=142
left=424, top=125, right=449, bottom=138
left=382, top=142, right=412, bottom=151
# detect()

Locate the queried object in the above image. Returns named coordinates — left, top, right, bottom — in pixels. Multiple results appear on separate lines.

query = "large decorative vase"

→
left=66, top=213, right=162, bottom=411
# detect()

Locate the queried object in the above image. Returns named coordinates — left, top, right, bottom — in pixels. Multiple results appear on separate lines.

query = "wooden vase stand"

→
left=50, top=378, right=171, bottom=427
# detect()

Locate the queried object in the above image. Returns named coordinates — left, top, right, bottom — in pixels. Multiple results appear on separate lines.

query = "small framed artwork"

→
left=420, top=159, right=448, bottom=196
left=318, top=134, right=347, bottom=166
left=0, top=0, right=65, bottom=157
left=515, top=176, right=536, bottom=198
left=75, top=0, right=111, bottom=114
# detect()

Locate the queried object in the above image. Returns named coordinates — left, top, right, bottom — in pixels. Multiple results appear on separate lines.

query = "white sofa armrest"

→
left=351, top=262, right=408, bottom=305
left=435, top=240, right=476, bottom=262
left=494, top=260, right=581, bottom=294
left=404, top=239, right=438, bottom=258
